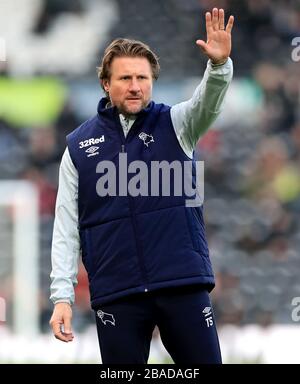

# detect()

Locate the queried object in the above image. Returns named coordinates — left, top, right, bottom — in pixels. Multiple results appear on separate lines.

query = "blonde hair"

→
left=97, top=38, right=160, bottom=95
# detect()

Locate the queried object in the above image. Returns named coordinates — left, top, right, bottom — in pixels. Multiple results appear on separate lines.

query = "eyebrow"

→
left=117, top=73, right=150, bottom=78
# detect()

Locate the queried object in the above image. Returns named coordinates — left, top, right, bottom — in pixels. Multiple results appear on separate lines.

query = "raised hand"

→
left=196, top=8, right=234, bottom=65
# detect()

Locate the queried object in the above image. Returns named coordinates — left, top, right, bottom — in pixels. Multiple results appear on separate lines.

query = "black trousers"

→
left=94, top=286, right=222, bottom=364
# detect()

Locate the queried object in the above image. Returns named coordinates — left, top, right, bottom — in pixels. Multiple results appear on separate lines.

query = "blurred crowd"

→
left=0, top=0, right=300, bottom=332
left=195, top=0, right=300, bottom=326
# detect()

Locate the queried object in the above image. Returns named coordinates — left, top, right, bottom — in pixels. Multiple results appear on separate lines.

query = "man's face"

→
left=103, top=56, right=153, bottom=116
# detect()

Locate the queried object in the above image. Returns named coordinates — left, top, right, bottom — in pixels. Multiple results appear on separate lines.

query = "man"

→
left=50, top=8, right=234, bottom=364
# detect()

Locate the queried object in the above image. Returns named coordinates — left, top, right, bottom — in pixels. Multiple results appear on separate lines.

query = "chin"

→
left=123, top=104, right=144, bottom=115
left=128, top=107, right=143, bottom=115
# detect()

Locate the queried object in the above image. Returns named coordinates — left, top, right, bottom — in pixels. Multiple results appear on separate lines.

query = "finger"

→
left=226, top=15, right=235, bottom=33
left=54, top=331, right=73, bottom=343
left=63, top=315, right=73, bottom=336
left=205, top=12, right=213, bottom=37
left=212, top=8, right=219, bottom=31
left=196, top=40, right=208, bottom=54
left=219, top=8, right=225, bottom=30
left=51, top=320, right=73, bottom=342
left=61, top=330, right=74, bottom=342
left=51, top=319, right=63, bottom=338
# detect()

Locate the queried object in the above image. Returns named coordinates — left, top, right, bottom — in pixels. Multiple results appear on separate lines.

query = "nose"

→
left=128, top=78, right=140, bottom=93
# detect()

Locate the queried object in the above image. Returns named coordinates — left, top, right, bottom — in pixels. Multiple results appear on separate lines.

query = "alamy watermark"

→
left=291, top=37, right=300, bottom=62
left=0, top=38, right=6, bottom=62
left=95, top=154, right=204, bottom=207
left=291, top=297, right=300, bottom=322
left=0, top=297, right=6, bottom=322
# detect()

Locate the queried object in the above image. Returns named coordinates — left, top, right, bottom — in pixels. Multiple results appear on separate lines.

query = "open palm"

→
left=196, top=8, right=234, bottom=65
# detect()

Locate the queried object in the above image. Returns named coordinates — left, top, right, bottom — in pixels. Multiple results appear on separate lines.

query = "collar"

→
left=97, top=97, right=154, bottom=118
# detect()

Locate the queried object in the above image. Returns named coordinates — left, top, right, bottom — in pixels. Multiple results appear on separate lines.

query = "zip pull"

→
left=121, top=144, right=125, bottom=153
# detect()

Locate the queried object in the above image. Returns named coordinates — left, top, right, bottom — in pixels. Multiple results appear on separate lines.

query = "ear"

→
left=103, top=79, right=110, bottom=93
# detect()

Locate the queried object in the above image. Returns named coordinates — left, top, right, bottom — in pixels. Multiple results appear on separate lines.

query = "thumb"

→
left=196, top=39, right=208, bottom=53
left=63, top=315, right=73, bottom=335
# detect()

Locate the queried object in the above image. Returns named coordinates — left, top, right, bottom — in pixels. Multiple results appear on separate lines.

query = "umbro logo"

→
left=85, top=146, right=99, bottom=157
left=202, top=307, right=212, bottom=316
left=79, top=135, right=105, bottom=157
left=202, top=307, right=214, bottom=327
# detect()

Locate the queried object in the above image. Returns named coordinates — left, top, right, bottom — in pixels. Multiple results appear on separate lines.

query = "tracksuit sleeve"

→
left=50, top=147, right=80, bottom=305
left=170, top=58, right=233, bottom=158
